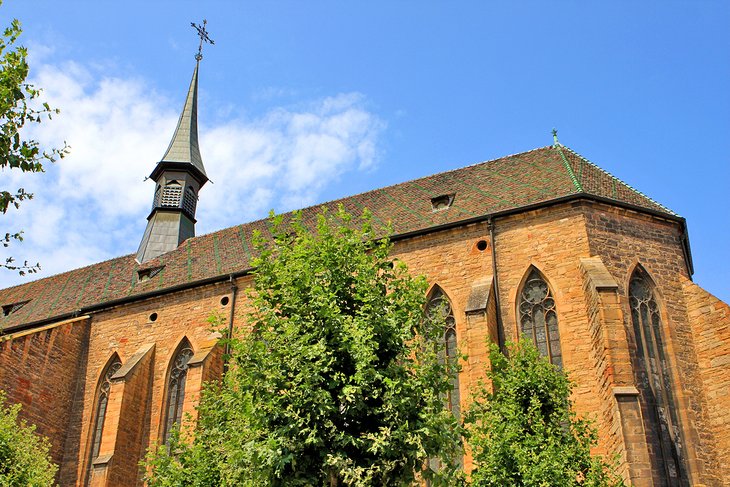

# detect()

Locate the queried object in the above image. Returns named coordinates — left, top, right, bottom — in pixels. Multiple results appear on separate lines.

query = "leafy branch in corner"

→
left=0, top=3, right=69, bottom=274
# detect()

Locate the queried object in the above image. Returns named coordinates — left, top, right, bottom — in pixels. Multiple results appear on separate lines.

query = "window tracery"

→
left=87, top=356, right=122, bottom=483
left=425, top=287, right=462, bottom=477
left=629, top=268, right=686, bottom=484
left=163, top=342, right=194, bottom=443
left=426, top=287, right=460, bottom=419
left=518, top=268, right=562, bottom=367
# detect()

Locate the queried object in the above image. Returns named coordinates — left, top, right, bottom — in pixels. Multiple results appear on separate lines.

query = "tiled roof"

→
left=0, top=145, right=678, bottom=331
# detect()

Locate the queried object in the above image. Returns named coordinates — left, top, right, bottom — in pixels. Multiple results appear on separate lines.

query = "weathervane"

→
left=191, top=19, right=214, bottom=61
left=552, top=128, right=559, bottom=146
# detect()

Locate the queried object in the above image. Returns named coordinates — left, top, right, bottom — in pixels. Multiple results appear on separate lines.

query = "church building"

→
left=0, top=50, right=728, bottom=486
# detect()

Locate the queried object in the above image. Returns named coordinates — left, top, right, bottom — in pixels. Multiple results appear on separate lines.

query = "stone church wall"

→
left=579, top=256, right=639, bottom=482
left=682, top=280, right=730, bottom=483
left=584, top=203, right=723, bottom=486
left=66, top=282, right=232, bottom=486
left=0, top=317, right=90, bottom=473
left=488, top=202, right=610, bottom=450
left=390, top=220, right=494, bottom=473
left=90, top=344, right=155, bottom=487
left=390, top=201, right=613, bottom=471
left=4, top=199, right=727, bottom=486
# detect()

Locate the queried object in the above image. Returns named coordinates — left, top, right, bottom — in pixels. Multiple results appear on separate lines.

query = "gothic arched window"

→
left=426, top=287, right=460, bottom=420
left=88, top=356, right=122, bottom=480
left=163, top=340, right=194, bottom=443
left=518, top=268, right=562, bottom=367
left=629, top=267, right=686, bottom=484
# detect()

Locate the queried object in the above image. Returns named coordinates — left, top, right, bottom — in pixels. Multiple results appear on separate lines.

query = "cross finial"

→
left=191, top=19, right=214, bottom=61
left=552, top=128, right=559, bottom=146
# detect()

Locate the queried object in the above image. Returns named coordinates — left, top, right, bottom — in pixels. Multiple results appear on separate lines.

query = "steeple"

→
left=152, top=63, right=207, bottom=182
left=136, top=21, right=213, bottom=264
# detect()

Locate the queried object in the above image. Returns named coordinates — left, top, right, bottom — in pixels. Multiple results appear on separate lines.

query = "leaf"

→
left=144, top=207, right=465, bottom=486
left=0, top=3, right=68, bottom=277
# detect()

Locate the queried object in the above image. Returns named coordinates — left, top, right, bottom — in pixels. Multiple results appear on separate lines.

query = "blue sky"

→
left=0, top=1, right=728, bottom=302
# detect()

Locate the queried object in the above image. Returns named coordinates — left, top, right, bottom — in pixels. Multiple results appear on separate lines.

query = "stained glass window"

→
left=87, top=356, right=122, bottom=484
left=518, top=268, right=562, bottom=367
left=163, top=342, right=194, bottom=443
left=426, top=288, right=460, bottom=420
left=425, top=287, right=463, bottom=478
left=629, top=268, right=686, bottom=484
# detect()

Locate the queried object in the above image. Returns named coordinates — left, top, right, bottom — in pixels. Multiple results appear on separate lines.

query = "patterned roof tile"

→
left=0, top=146, right=678, bottom=331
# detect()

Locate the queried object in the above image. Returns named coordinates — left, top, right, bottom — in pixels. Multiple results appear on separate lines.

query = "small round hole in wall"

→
left=221, top=296, right=230, bottom=306
left=476, top=239, right=488, bottom=252
left=149, top=312, right=158, bottom=322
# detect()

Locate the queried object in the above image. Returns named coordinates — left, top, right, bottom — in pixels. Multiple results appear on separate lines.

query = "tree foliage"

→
left=465, top=340, right=625, bottom=487
left=0, top=2, right=67, bottom=275
left=145, top=207, right=464, bottom=486
left=0, top=390, right=58, bottom=486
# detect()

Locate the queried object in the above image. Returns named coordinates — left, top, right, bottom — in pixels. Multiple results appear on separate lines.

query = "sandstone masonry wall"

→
left=0, top=317, right=89, bottom=479
left=490, top=202, right=615, bottom=455
left=682, top=280, right=730, bottom=482
left=68, top=281, right=235, bottom=485
left=391, top=220, right=494, bottom=473
left=8, top=199, right=729, bottom=486
left=584, top=203, right=723, bottom=486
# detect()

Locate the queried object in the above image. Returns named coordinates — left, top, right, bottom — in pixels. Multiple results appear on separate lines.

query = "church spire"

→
left=150, top=20, right=213, bottom=185
left=136, top=21, right=214, bottom=265
left=155, top=63, right=206, bottom=180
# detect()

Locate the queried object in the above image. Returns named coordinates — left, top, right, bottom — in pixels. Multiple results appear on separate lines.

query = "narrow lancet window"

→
left=426, top=287, right=461, bottom=419
left=425, top=286, right=463, bottom=478
left=163, top=341, right=194, bottom=443
left=629, top=268, right=687, bottom=485
left=518, top=268, right=562, bottom=367
left=88, top=356, right=122, bottom=481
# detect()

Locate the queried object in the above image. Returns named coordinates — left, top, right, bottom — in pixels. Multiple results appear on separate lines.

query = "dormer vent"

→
left=431, top=193, right=455, bottom=211
left=2, top=300, right=29, bottom=317
left=137, top=266, right=165, bottom=282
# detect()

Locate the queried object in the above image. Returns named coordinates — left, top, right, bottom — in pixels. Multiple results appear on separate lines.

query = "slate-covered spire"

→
left=152, top=62, right=207, bottom=182
left=136, top=21, right=214, bottom=265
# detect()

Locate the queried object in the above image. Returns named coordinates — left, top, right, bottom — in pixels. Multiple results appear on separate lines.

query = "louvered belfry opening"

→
left=160, top=181, right=183, bottom=207
left=183, top=185, right=197, bottom=216
left=150, top=179, right=198, bottom=218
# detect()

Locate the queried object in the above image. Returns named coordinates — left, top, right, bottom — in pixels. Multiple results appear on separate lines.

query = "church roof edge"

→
left=0, top=145, right=683, bottom=332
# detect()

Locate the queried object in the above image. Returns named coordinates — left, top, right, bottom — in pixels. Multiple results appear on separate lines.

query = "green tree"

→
left=0, top=2, right=67, bottom=275
left=144, top=208, right=464, bottom=487
left=465, top=340, right=624, bottom=487
left=0, top=390, right=58, bottom=486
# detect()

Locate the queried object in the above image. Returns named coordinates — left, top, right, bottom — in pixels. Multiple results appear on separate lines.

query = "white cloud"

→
left=0, top=57, right=385, bottom=289
left=196, top=92, right=384, bottom=232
